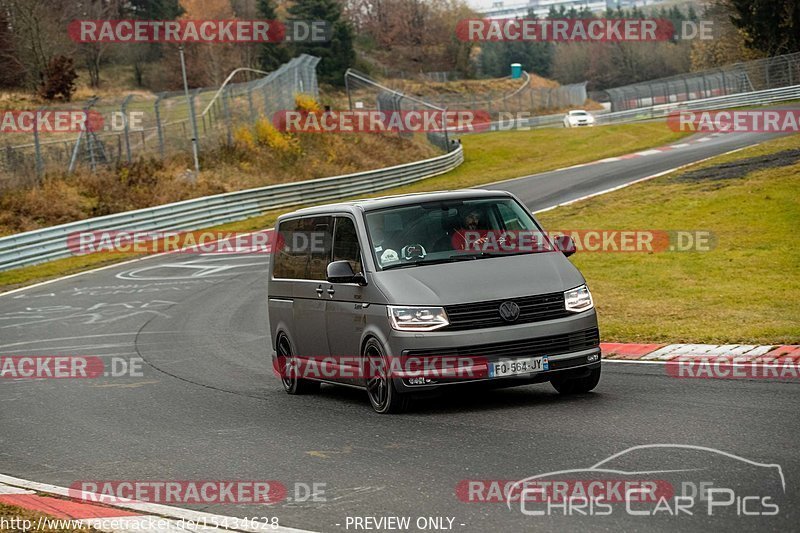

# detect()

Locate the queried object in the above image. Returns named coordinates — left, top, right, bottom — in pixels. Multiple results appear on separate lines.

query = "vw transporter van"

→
left=267, top=190, right=601, bottom=413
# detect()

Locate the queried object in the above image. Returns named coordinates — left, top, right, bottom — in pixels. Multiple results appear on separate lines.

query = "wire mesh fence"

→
left=423, top=75, right=588, bottom=117
left=605, top=52, right=800, bottom=111
left=344, top=69, right=455, bottom=152
left=0, top=54, right=321, bottom=189
left=344, top=68, right=587, bottom=147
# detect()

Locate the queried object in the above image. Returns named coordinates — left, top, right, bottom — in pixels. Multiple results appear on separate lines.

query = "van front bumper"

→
left=385, top=309, right=600, bottom=394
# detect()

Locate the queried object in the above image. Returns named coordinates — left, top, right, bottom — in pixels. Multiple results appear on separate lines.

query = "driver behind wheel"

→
left=451, top=209, right=489, bottom=251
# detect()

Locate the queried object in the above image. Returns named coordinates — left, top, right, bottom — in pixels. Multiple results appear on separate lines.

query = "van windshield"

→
left=364, top=197, right=555, bottom=270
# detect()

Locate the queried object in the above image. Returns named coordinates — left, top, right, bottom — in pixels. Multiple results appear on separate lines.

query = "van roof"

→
left=280, top=189, right=512, bottom=218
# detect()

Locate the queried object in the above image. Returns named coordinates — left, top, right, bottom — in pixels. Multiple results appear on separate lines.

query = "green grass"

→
left=538, top=134, right=800, bottom=344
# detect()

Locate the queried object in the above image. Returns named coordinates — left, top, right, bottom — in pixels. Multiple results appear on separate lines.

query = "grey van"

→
left=268, top=190, right=600, bottom=413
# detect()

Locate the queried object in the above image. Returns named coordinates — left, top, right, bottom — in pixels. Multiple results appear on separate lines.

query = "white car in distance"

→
left=563, top=110, right=595, bottom=128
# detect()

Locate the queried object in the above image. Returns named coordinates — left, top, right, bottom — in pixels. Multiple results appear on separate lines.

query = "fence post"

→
left=121, top=95, right=133, bottom=163
left=222, top=86, right=233, bottom=146
left=33, top=110, right=44, bottom=180
left=154, top=94, right=165, bottom=158
left=248, top=85, right=255, bottom=121
left=345, top=71, right=353, bottom=111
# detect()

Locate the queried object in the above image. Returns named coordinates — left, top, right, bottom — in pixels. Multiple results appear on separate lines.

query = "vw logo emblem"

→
left=498, top=301, right=520, bottom=322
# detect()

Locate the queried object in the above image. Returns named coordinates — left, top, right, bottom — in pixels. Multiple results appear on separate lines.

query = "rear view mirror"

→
left=326, top=260, right=367, bottom=285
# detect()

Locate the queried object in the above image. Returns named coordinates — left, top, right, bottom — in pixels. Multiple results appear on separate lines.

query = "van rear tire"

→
left=551, top=366, right=601, bottom=394
left=276, top=334, right=320, bottom=395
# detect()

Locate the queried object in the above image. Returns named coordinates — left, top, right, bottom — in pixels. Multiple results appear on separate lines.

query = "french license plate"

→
left=488, top=356, right=549, bottom=378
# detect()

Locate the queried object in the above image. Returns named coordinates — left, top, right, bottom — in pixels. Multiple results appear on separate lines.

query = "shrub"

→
left=254, top=117, right=301, bottom=158
left=38, top=56, right=79, bottom=101
left=233, top=124, right=256, bottom=151
left=295, top=93, right=322, bottom=113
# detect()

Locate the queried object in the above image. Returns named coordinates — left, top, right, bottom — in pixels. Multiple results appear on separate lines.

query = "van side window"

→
left=332, top=217, right=363, bottom=275
left=273, top=216, right=332, bottom=280
left=273, top=219, right=305, bottom=279
left=304, top=216, right=333, bottom=280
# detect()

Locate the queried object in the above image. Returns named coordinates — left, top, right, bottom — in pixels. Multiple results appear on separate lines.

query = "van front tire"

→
left=363, top=339, right=409, bottom=414
left=551, top=366, right=601, bottom=394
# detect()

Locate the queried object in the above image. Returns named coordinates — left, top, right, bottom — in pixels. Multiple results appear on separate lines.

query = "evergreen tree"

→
left=728, top=0, right=800, bottom=55
left=258, top=0, right=288, bottom=71
left=288, top=0, right=355, bottom=86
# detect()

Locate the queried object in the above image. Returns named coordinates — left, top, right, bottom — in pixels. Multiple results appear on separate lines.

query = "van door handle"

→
left=326, top=287, right=335, bottom=296
left=315, top=286, right=323, bottom=296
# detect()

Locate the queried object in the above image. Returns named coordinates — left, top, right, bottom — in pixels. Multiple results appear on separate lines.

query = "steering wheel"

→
left=401, top=244, right=427, bottom=261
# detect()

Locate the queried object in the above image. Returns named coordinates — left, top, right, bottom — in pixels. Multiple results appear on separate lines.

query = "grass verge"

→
left=537, top=134, right=800, bottom=344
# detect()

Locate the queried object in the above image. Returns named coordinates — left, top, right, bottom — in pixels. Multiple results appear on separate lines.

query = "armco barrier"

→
left=461, top=84, right=800, bottom=133
left=0, top=146, right=463, bottom=272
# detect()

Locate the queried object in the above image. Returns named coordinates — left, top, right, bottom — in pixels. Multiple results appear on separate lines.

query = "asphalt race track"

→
left=1, top=129, right=797, bottom=532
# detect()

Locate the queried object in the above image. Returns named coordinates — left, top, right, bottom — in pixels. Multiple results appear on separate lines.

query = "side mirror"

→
left=326, top=260, right=367, bottom=285
left=554, top=235, right=576, bottom=257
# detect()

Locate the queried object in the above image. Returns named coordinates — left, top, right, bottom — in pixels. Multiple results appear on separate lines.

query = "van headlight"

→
left=564, top=285, right=593, bottom=312
left=388, top=306, right=449, bottom=331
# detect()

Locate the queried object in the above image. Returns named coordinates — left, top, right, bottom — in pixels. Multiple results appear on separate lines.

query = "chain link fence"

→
left=1, top=54, right=320, bottom=188
left=345, top=68, right=587, bottom=136
left=604, top=52, right=800, bottom=111
left=426, top=78, right=588, bottom=117
left=344, top=69, right=455, bottom=152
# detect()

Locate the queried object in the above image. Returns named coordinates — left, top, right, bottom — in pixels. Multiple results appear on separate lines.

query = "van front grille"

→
left=404, top=327, right=600, bottom=360
left=443, top=292, right=570, bottom=331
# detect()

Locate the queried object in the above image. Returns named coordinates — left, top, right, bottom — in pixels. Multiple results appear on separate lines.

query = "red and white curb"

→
left=601, top=343, right=800, bottom=363
left=0, top=475, right=314, bottom=533
left=595, top=132, right=726, bottom=164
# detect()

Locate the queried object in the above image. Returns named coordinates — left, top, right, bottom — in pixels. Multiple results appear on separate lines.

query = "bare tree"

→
left=74, top=0, right=125, bottom=88
left=0, top=0, right=77, bottom=91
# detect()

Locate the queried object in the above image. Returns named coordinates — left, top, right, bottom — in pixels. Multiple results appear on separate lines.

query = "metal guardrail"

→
left=0, top=146, right=464, bottom=272
left=594, top=84, right=800, bottom=125
left=457, top=85, right=800, bottom=133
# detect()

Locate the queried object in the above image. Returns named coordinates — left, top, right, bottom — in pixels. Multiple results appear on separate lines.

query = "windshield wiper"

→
left=382, top=254, right=491, bottom=270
